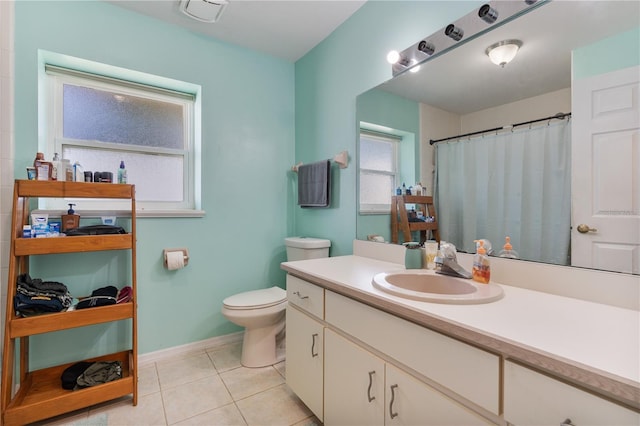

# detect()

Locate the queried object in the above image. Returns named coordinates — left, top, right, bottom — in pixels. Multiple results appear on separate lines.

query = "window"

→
left=42, top=62, right=201, bottom=215
left=359, top=130, right=400, bottom=214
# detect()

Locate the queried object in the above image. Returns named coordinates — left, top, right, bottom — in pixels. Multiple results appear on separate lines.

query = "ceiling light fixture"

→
left=386, top=50, right=401, bottom=65
left=445, top=24, right=464, bottom=41
left=478, top=4, right=499, bottom=24
left=485, top=39, right=522, bottom=67
left=179, top=0, right=229, bottom=23
left=417, top=40, right=435, bottom=56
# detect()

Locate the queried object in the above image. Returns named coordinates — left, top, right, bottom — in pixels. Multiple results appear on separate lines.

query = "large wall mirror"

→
left=356, top=0, right=639, bottom=275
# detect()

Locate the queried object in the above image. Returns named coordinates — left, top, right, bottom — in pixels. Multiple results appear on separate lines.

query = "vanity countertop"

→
left=281, top=254, right=640, bottom=410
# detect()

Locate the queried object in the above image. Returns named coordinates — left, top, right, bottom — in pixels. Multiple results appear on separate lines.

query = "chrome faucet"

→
left=434, top=242, right=472, bottom=279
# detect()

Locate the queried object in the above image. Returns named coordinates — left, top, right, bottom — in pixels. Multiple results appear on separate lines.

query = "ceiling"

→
left=108, top=0, right=367, bottom=62
left=379, top=1, right=640, bottom=115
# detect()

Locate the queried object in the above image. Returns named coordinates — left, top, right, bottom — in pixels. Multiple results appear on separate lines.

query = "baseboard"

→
left=138, top=332, right=243, bottom=366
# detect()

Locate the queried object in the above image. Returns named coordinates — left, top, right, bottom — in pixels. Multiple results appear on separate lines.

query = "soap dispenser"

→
left=498, top=236, right=519, bottom=259
left=62, top=203, right=80, bottom=232
left=472, top=240, right=491, bottom=284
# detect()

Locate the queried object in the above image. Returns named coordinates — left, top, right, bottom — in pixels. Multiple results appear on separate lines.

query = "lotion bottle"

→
left=472, top=240, right=491, bottom=284
left=61, top=203, right=80, bottom=232
left=498, top=236, right=519, bottom=259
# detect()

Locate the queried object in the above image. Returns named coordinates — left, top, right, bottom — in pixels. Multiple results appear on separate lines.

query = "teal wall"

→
left=14, top=1, right=294, bottom=366
left=573, top=26, right=640, bottom=79
left=293, top=1, right=480, bottom=256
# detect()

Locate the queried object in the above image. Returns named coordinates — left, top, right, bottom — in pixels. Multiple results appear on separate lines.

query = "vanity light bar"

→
left=391, top=0, right=548, bottom=76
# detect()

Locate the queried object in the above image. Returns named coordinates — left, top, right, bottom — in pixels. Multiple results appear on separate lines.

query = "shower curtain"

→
left=434, top=120, right=571, bottom=265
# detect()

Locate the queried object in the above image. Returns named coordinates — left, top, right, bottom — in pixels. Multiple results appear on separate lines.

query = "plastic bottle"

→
left=51, top=153, right=60, bottom=181
left=498, top=236, right=519, bottom=259
left=472, top=240, right=491, bottom=284
left=402, top=183, right=407, bottom=195
left=118, top=161, right=127, bottom=184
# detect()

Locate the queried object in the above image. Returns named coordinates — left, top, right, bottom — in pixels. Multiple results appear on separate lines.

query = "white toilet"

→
left=222, top=237, right=331, bottom=367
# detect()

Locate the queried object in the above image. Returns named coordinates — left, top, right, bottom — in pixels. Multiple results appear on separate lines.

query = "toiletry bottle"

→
left=61, top=203, right=80, bottom=232
left=472, top=240, right=491, bottom=284
left=402, top=182, right=407, bottom=195
left=51, top=153, right=60, bottom=181
left=118, top=161, right=127, bottom=184
left=498, top=236, right=519, bottom=259
left=33, top=152, right=44, bottom=168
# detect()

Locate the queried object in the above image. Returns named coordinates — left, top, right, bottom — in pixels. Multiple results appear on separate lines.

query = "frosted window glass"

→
left=63, top=84, right=184, bottom=149
left=63, top=146, right=184, bottom=202
left=360, top=136, right=394, bottom=172
left=360, top=172, right=394, bottom=205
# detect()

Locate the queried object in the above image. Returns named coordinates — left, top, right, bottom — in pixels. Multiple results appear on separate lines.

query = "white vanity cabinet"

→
left=285, top=275, right=325, bottom=421
left=324, top=328, right=489, bottom=425
left=324, top=290, right=500, bottom=416
left=504, top=361, right=640, bottom=425
left=324, top=328, right=385, bottom=426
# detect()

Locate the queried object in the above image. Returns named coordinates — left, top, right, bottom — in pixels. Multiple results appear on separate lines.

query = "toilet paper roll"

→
left=166, top=250, right=185, bottom=270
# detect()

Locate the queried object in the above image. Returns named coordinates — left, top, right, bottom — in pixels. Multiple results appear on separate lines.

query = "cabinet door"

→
left=286, top=305, right=324, bottom=421
left=385, top=364, right=490, bottom=426
left=324, top=329, right=385, bottom=426
left=504, top=361, right=640, bottom=426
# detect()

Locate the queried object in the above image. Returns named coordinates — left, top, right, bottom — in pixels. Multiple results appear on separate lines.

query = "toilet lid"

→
left=223, top=286, right=286, bottom=310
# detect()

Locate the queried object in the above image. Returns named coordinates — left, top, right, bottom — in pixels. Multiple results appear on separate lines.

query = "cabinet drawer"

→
left=286, top=275, right=324, bottom=319
left=504, top=361, right=640, bottom=425
left=325, top=290, right=500, bottom=414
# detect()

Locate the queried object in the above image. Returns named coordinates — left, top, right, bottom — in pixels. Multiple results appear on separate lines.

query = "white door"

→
left=571, top=65, right=640, bottom=274
left=285, top=305, right=324, bottom=421
left=385, top=364, right=490, bottom=425
left=324, top=329, right=385, bottom=426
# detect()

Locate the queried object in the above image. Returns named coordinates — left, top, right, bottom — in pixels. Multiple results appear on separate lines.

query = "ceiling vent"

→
left=179, top=0, right=228, bottom=23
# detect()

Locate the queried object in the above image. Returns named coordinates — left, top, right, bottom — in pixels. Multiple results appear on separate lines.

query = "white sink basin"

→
left=372, top=270, right=504, bottom=304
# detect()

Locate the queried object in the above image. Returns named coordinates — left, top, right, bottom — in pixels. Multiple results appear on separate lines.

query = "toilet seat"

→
left=223, top=286, right=286, bottom=310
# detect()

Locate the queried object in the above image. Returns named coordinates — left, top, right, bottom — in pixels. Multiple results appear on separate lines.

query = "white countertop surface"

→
left=281, top=254, right=640, bottom=408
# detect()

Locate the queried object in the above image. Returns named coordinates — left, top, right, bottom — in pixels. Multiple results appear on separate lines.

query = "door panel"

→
left=572, top=66, right=640, bottom=273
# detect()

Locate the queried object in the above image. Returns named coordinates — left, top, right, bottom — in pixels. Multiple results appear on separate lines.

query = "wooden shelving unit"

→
left=1, top=180, right=137, bottom=426
left=391, top=195, right=440, bottom=244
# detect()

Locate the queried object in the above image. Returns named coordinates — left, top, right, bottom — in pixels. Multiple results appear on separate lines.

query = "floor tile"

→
left=235, top=384, right=312, bottom=426
left=156, top=352, right=217, bottom=389
left=162, top=374, right=233, bottom=425
left=172, top=403, right=247, bottom=426
left=220, top=365, right=284, bottom=400
left=292, top=416, right=323, bottom=426
left=273, top=361, right=285, bottom=379
left=138, top=363, right=161, bottom=396
left=89, top=392, right=166, bottom=426
left=206, top=342, right=243, bottom=372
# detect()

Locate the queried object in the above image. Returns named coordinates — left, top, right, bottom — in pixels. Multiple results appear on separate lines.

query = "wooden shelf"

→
left=2, top=179, right=138, bottom=425
left=15, top=234, right=133, bottom=256
left=2, top=351, right=134, bottom=426
left=15, top=180, right=134, bottom=199
left=8, top=302, right=134, bottom=338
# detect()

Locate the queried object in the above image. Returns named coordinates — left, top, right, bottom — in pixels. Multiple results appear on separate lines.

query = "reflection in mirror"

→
left=356, top=1, right=639, bottom=275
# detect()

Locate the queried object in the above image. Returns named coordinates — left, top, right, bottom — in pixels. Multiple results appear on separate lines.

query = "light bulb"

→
left=386, top=50, right=400, bottom=64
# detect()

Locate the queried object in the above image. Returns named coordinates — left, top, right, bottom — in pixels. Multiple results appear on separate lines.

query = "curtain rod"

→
left=429, top=112, right=571, bottom=145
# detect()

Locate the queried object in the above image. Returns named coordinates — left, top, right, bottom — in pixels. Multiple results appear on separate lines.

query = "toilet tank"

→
left=285, top=237, right=331, bottom=261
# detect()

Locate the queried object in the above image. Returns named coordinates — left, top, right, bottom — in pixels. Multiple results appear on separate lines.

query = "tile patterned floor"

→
left=32, top=342, right=322, bottom=426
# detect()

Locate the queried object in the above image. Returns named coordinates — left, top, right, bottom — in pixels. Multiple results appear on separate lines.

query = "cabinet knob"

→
left=293, top=291, right=309, bottom=300
left=561, top=419, right=575, bottom=426
left=311, top=333, right=319, bottom=358
left=367, top=371, right=376, bottom=402
left=389, top=384, right=399, bottom=419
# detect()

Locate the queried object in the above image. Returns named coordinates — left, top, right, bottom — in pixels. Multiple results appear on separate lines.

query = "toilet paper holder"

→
left=163, top=248, right=189, bottom=269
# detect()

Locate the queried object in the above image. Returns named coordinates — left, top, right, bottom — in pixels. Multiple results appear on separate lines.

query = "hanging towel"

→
left=298, top=160, right=331, bottom=207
